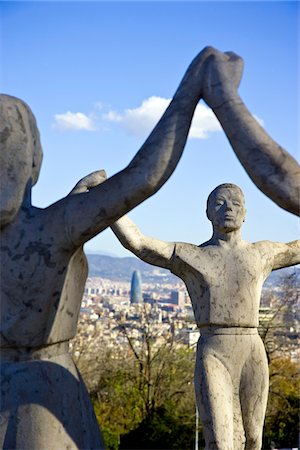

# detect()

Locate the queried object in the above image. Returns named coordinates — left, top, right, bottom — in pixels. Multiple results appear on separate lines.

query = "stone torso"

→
left=0, top=206, right=87, bottom=348
left=170, top=240, right=274, bottom=327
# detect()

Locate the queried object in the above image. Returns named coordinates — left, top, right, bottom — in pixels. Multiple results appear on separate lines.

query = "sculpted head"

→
left=206, top=183, right=246, bottom=232
left=0, top=94, right=43, bottom=226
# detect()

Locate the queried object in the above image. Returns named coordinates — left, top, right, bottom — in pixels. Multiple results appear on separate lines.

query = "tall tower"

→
left=130, top=270, right=143, bottom=304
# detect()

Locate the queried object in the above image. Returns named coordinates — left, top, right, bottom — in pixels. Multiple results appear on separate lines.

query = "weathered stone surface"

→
left=0, top=47, right=215, bottom=449
left=111, top=184, right=300, bottom=449
left=1, top=344, right=103, bottom=450
left=1, top=46, right=299, bottom=449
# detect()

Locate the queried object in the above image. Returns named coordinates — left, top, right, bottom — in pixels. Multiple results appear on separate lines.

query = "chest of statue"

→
left=171, top=242, right=266, bottom=327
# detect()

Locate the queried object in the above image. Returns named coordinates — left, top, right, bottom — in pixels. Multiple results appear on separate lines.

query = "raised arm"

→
left=202, top=48, right=300, bottom=216
left=111, top=215, right=175, bottom=269
left=50, top=47, right=216, bottom=249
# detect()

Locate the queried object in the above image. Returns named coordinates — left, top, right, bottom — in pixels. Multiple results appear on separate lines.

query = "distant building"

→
left=143, top=293, right=154, bottom=305
left=161, top=304, right=176, bottom=313
left=170, top=290, right=186, bottom=307
left=85, top=287, right=102, bottom=296
left=130, top=270, right=143, bottom=304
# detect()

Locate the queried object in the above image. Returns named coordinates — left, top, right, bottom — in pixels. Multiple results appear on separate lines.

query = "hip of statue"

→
left=0, top=341, right=70, bottom=363
left=0, top=341, right=81, bottom=390
left=199, top=325, right=258, bottom=335
left=195, top=325, right=267, bottom=379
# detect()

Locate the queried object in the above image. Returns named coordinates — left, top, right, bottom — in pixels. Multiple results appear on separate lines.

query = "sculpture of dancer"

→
left=201, top=48, right=300, bottom=216
left=0, top=46, right=214, bottom=450
left=111, top=184, right=300, bottom=449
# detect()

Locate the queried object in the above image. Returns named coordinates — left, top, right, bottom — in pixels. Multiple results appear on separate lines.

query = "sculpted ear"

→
left=32, top=145, right=43, bottom=185
left=206, top=208, right=212, bottom=222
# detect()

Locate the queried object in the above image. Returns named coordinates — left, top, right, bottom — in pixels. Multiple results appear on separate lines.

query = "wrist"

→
left=207, top=88, right=240, bottom=110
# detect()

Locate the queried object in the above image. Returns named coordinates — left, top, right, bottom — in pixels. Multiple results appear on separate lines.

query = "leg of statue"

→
left=195, top=349, right=234, bottom=450
left=240, top=335, right=269, bottom=450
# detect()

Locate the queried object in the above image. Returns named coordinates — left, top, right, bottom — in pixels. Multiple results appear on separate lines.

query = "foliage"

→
left=114, top=309, right=196, bottom=420
left=91, top=351, right=144, bottom=446
left=72, top=305, right=202, bottom=449
left=260, top=272, right=300, bottom=448
left=263, top=357, right=300, bottom=449
left=260, top=271, right=299, bottom=363
left=119, top=406, right=203, bottom=450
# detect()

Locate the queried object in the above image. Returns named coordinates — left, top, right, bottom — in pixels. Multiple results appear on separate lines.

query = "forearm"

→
left=125, top=47, right=213, bottom=196
left=111, top=215, right=174, bottom=267
left=212, top=92, right=300, bottom=216
left=111, top=216, right=143, bottom=254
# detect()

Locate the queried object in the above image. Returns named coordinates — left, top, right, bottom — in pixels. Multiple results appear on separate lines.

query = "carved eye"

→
left=215, top=199, right=224, bottom=206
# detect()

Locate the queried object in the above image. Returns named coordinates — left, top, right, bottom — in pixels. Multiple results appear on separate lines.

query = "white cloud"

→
left=104, top=110, right=123, bottom=122
left=253, top=115, right=264, bottom=127
left=189, top=103, right=222, bottom=138
left=103, top=96, right=169, bottom=137
left=103, top=96, right=223, bottom=139
left=54, top=111, right=95, bottom=131
left=53, top=99, right=264, bottom=137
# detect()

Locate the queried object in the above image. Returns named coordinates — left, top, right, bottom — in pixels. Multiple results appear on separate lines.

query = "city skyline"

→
left=2, top=1, right=299, bottom=256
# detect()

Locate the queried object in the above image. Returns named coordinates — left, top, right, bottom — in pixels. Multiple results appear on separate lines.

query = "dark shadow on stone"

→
left=1, top=360, right=104, bottom=449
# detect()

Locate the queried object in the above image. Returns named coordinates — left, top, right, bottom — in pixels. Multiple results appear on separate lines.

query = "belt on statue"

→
left=199, top=326, right=258, bottom=335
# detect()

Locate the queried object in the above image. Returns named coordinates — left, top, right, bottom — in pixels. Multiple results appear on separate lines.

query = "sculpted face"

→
left=207, top=184, right=246, bottom=232
left=0, top=94, right=43, bottom=227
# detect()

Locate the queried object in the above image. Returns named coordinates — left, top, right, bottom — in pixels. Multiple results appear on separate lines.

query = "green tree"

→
left=259, top=271, right=299, bottom=363
left=260, top=271, right=300, bottom=448
left=263, top=357, right=299, bottom=448
left=120, top=406, right=202, bottom=450
left=115, top=306, right=196, bottom=420
left=72, top=305, right=201, bottom=449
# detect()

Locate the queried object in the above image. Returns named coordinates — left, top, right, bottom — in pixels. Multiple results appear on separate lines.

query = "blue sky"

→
left=1, top=1, right=299, bottom=256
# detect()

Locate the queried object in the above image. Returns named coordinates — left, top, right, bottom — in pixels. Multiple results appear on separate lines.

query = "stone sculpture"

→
left=111, top=184, right=300, bottom=449
left=1, top=45, right=299, bottom=449
left=0, top=46, right=216, bottom=450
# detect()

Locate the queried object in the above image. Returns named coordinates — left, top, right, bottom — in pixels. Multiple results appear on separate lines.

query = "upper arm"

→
left=136, top=236, right=175, bottom=269
left=267, top=240, right=300, bottom=270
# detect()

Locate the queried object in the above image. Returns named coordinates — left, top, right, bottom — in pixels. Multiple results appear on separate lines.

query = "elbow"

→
left=126, top=163, right=167, bottom=202
left=135, top=174, right=164, bottom=200
left=119, top=235, right=143, bottom=255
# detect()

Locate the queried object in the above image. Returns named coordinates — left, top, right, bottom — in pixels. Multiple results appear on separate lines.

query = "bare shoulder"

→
left=253, top=239, right=300, bottom=251
left=172, top=241, right=208, bottom=266
left=175, top=241, right=204, bottom=256
left=252, top=240, right=276, bottom=253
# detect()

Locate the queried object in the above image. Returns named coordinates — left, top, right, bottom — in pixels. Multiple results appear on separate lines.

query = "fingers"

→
left=96, top=169, right=107, bottom=180
left=82, top=170, right=107, bottom=187
left=205, top=49, right=244, bottom=81
left=69, top=170, right=107, bottom=195
left=201, top=48, right=244, bottom=108
left=184, top=46, right=221, bottom=79
left=205, top=49, right=243, bottom=67
left=224, top=51, right=242, bottom=62
left=224, top=51, right=244, bottom=72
